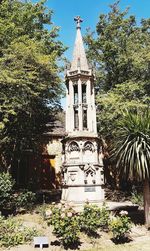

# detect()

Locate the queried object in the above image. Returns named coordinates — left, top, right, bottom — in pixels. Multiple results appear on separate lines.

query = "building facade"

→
left=11, top=116, right=66, bottom=191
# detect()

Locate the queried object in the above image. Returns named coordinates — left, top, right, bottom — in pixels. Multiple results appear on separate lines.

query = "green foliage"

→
left=0, top=172, right=36, bottom=212
left=79, top=203, right=110, bottom=235
left=109, top=212, right=132, bottom=242
left=112, top=108, right=150, bottom=181
left=0, top=172, right=15, bottom=209
left=0, top=215, right=38, bottom=248
left=35, top=203, right=47, bottom=218
left=16, top=190, right=36, bottom=210
left=85, top=1, right=150, bottom=91
left=85, top=1, right=150, bottom=138
left=47, top=203, right=80, bottom=247
left=0, top=0, right=66, bottom=169
left=45, top=202, right=133, bottom=245
left=130, top=190, right=143, bottom=207
left=96, top=82, right=148, bottom=137
left=110, top=108, right=150, bottom=226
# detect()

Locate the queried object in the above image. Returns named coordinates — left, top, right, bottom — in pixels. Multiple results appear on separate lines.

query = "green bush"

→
left=98, top=204, right=110, bottom=229
left=16, top=190, right=36, bottom=210
left=130, top=190, right=143, bottom=207
left=47, top=203, right=110, bottom=246
left=0, top=215, right=38, bottom=248
left=79, top=203, right=110, bottom=235
left=47, top=203, right=80, bottom=247
left=109, top=211, right=132, bottom=242
left=0, top=172, right=15, bottom=210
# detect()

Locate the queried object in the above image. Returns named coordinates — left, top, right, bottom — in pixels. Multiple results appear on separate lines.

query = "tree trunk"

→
left=143, top=179, right=150, bottom=228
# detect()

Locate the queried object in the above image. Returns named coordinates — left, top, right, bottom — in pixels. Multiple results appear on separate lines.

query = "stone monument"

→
left=61, top=16, right=104, bottom=203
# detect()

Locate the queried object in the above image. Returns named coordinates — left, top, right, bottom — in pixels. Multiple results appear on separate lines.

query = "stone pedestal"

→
left=61, top=137, right=104, bottom=203
left=62, top=185, right=104, bottom=203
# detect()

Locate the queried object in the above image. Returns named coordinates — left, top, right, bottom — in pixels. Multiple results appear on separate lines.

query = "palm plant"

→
left=112, top=108, right=150, bottom=227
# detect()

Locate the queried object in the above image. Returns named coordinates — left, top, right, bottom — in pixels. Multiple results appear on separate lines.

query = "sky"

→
left=34, top=0, right=150, bottom=108
left=44, top=0, right=150, bottom=61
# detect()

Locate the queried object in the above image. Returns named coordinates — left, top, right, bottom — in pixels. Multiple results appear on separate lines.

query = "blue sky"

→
left=41, top=0, right=149, bottom=108
left=44, top=0, right=150, bottom=61
left=31, top=0, right=150, bottom=107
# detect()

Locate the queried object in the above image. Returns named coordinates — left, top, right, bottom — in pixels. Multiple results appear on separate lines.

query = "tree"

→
left=0, top=0, right=65, bottom=169
left=85, top=1, right=150, bottom=138
left=112, top=109, right=150, bottom=227
left=85, top=1, right=150, bottom=215
left=85, top=1, right=150, bottom=91
left=96, top=81, right=149, bottom=138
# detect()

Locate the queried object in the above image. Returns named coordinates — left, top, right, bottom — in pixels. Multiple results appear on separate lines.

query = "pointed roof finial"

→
left=74, top=16, right=83, bottom=29
left=70, top=16, right=89, bottom=71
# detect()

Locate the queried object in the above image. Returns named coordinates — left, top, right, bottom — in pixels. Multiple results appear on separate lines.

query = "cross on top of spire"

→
left=74, top=16, right=83, bottom=29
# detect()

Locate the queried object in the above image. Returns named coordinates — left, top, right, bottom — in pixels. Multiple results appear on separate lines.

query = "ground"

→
left=0, top=206, right=150, bottom=251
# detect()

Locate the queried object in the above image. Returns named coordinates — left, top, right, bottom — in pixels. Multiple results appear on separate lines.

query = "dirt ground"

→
left=0, top=210, right=150, bottom=251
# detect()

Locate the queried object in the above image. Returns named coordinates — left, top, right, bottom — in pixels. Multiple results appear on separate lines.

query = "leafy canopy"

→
left=0, top=0, right=66, bottom=168
left=85, top=1, right=150, bottom=139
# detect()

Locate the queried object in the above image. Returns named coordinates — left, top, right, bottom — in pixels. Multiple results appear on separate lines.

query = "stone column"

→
left=86, top=80, right=92, bottom=131
left=70, top=80, right=74, bottom=132
left=65, top=80, right=70, bottom=132
left=78, top=79, right=83, bottom=131
left=93, top=86, right=97, bottom=134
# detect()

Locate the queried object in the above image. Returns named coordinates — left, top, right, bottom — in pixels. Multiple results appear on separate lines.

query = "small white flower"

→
left=57, top=203, right=62, bottom=209
left=45, top=210, right=52, bottom=217
left=120, top=210, right=128, bottom=216
left=67, top=212, right=72, bottom=217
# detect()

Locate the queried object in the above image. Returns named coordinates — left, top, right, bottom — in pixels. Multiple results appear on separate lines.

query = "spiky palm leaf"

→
left=112, top=108, right=150, bottom=181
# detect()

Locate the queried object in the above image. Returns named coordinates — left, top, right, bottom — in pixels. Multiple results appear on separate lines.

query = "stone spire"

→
left=71, top=16, right=89, bottom=71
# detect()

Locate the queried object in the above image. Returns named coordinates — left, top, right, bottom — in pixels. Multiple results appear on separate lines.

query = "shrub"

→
left=79, top=203, right=110, bottom=235
left=0, top=215, right=38, bottom=248
left=98, top=204, right=110, bottom=230
left=16, top=190, right=36, bottom=210
left=130, top=190, right=143, bottom=207
left=109, top=211, right=132, bottom=243
left=0, top=172, right=15, bottom=210
left=47, top=203, right=80, bottom=247
left=35, top=203, right=47, bottom=218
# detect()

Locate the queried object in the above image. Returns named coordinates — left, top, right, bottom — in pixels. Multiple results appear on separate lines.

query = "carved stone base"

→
left=61, top=136, right=104, bottom=204
left=61, top=184, right=104, bottom=203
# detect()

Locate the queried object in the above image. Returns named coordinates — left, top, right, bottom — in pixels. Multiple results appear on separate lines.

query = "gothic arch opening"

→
left=68, top=141, right=80, bottom=152
left=83, top=141, right=94, bottom=152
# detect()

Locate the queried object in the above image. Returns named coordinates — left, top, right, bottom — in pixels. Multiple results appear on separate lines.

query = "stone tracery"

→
left=83, top=141, right=94, bottom=152
left=84, top=164, right=96, bottom=184
left=68, top=141, right=80, bottom=152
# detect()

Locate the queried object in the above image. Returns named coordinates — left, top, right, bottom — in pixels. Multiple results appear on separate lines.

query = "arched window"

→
left=69, top=141, right=80, bottom=152
left=83, top=141, right=94, bottom=152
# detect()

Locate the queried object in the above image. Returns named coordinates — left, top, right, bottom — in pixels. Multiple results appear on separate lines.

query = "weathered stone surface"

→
left=61, top=17, right=104, bottom=203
